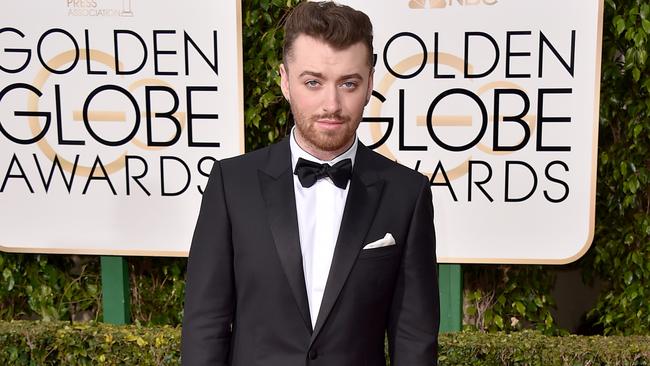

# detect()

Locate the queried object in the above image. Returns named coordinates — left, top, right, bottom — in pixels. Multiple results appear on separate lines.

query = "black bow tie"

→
left=294, top=157, right=352, bottom=189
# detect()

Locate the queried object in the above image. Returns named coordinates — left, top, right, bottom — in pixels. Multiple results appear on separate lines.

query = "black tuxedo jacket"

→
left=181, top=137, right=439, bottom=366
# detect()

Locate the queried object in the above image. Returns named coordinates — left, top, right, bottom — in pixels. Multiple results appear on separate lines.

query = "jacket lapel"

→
left=258, top=138, right=313, bottom=333
left=309, top=144, right=385, bottom=345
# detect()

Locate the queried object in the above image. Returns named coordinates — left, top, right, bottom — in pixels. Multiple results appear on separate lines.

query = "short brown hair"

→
left=282, top=1, right=373, bottom=67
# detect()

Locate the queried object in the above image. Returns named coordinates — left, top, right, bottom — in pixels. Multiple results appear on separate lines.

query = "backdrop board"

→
left=338, top=0, right=604, bottom=263
left=0, top=0, right=244, bottom=256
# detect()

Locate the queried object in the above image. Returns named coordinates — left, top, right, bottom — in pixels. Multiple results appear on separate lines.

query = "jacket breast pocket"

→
left=357, top=244, right=399, bottom=260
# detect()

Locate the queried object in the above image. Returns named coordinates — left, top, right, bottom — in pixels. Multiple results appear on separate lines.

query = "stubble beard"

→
left=292, top=107, right=357, bottom=155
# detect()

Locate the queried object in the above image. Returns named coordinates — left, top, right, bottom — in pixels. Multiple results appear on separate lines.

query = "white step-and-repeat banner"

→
left=0, top=0, right=243, bottom=255
left=343, top=0, right=604, bottom=263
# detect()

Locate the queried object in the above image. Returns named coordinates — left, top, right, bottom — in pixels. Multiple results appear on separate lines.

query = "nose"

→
left=322, top=85, right=342, bottom=114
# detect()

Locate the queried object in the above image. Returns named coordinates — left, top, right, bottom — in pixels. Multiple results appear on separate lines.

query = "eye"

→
left=305, top=80, right=320, bottom=88
left=340, top=81, right=358, bottom=89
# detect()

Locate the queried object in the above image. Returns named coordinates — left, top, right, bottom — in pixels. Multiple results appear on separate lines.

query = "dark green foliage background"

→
left=585, top=0, right=650, bottom=335
left=0, top=0, right=648, bottom=337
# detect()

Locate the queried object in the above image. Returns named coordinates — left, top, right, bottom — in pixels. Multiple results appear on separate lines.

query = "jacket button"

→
left=308, top=350, right=318, bottom=360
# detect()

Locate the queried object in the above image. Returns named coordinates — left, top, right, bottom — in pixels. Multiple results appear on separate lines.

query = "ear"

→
left=365, top=68, right=374, bottom=106
left=279, top=63, right=290, bottom=102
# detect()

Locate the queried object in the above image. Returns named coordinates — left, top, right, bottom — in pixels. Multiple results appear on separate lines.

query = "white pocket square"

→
left=362, top=233, right=396, bottom=249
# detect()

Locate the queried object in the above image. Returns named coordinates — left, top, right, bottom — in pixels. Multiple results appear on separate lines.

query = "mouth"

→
left=314, top=114, right=348, bottom=124
left=316, top=118, right=343, bottom=125
left=315, top=119, right=346, bottom=132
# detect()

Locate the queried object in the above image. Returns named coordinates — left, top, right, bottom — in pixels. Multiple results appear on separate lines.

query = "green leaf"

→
left=624, top=271, right=633, bottom=285
left=494, top=314, right=504, bottom=329
left=466, top=306, right=477, bottom=316
left=497, top=294, right=506, bottom=306
left=515, top=301, right=526, bottom=316
left=2, top=268, right=10, bottom=281
left=544, top=313, right=553, bottom=328
left=614, top=16, right=626, bottom=35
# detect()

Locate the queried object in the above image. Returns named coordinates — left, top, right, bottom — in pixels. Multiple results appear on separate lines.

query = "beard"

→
left=291, top=107, right=359, bottom=154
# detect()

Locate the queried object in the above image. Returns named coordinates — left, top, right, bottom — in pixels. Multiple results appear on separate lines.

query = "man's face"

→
left=280, top=35, right=373, bottom=159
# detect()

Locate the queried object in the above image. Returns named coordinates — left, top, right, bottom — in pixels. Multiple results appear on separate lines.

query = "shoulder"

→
left=357, top=143, right=428, bottom=190
left=218, top=137, right=289, bottom=173
left=220, top=145, right=270, bottom=168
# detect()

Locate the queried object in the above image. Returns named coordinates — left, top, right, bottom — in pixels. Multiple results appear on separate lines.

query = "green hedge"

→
left=0, top=321, right=180, bottom=365
left=2, top=321, right=649, bottom=365
left=441, top=331, right=650, bottom=366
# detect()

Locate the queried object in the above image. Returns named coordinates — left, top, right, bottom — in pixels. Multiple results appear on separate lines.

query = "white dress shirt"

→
left=289, top=128, right=358, bottom=328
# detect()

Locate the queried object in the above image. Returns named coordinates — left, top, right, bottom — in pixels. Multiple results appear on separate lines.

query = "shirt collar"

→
left=290, top=126, right=358, bottom=171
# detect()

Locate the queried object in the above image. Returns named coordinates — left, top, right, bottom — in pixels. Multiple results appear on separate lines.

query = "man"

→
left=181, top=2, right=439, bottom=365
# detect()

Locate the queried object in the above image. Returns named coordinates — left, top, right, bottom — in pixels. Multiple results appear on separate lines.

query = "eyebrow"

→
left=298, top=71, right=324, bottom=78
left=298, top=71, right=364, bottom=80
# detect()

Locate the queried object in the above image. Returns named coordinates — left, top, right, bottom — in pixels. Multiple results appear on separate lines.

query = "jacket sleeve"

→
left=181, top=160, right=234, bottom=366
left=388, top=176, right=440, bottom=365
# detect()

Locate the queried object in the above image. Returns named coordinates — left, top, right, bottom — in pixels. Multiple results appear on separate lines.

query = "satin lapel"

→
left=258, top=139, right=312, bottom=333
left=309, top=145, right=385, bottom=345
